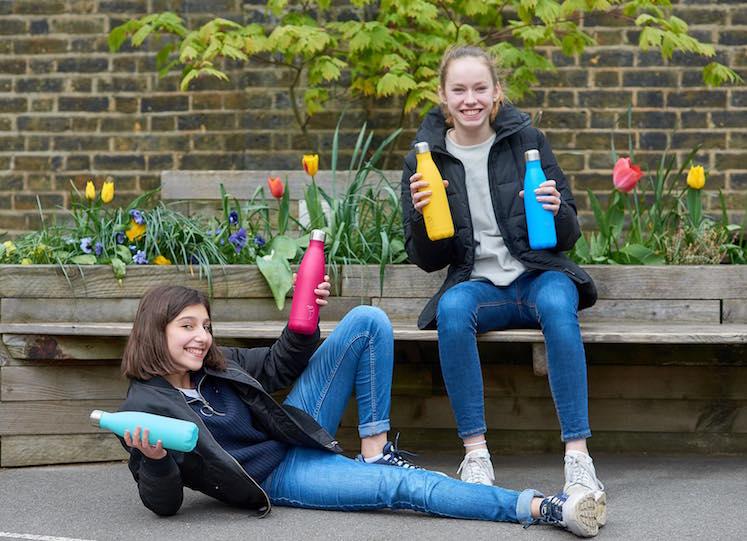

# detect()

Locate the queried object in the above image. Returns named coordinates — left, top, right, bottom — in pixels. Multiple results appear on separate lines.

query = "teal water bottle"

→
left=523, top=149, right=557, bottom=250
left=90, top=410, right=198, bottom=452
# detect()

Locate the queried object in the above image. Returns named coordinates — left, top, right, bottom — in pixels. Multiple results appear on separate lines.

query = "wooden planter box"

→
left=0, top=264, right=745, bottom=467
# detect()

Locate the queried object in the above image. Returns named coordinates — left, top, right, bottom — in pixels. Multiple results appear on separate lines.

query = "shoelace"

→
left=565, top=455, right=603, bottom=491
left=382, top=433, right=423, bottom=469
left=456, top=454, right=494, bottom=484
left=523, top=492, right=567, bottom=529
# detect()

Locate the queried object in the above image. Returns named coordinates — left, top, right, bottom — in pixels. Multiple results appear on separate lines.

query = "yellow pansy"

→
left=153, top=255, right=172, bottom=265
left=21, top=258, right=32, bottom=265
left=3, top=240, right=16, bottom=255
left=125, top=220, right=146, bottom=242
left=101, top=179, right=115, bottom=203
left=302, top=154, right=319, bottom=177
left=686, top=165, right=705, bottom=190
left=85, top=180, right=96, bottom=201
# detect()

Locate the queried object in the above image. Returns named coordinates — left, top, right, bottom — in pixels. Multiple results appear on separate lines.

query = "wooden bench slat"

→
left=161, top=170, right=403, bottom=200
left=2, top=322, right=745, bottom=343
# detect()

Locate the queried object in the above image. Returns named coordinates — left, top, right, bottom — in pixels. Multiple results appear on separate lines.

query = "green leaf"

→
left=271, top=235, right=298, bottom=260
left=256, top=252, right=293, bottom=310
left=111, top=257, right=127, bottom=280
left=131, top=23, right=153, bottom=47
left=115, top=245, right=132, bottom=262
left=71, top=254, right=97, bottom=265
left=703, top=63, right=744, bottom=86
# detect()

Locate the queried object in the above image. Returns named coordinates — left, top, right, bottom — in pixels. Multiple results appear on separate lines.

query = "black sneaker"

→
left=355, top=435, right=424, bottom=470
left=525, top=490, right=599, bottom=537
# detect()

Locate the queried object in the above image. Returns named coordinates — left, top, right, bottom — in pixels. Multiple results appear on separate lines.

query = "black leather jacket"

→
left=118, top=326, right=341, bottom=517
left=401, top=105, right=597, bottom=329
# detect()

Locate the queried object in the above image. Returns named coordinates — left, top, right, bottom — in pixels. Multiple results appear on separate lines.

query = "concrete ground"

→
left=0, top=452, right=745, bottom=541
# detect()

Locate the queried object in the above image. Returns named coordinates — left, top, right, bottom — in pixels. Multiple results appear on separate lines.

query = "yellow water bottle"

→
left=415, top=142, right=454, bottom=241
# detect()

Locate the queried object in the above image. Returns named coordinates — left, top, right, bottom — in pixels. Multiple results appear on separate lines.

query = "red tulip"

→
left=612, top=157, right=643, bottom=193
left=267, top=176, right=284, bottom=199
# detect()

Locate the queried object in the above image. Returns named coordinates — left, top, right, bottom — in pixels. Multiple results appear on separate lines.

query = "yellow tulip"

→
left=302, top=154, right=319, bottom=177
left=85, top=180, right=96, bottom=201
left=101, top=179, right=115, bottom=204
left=21, top=258, right=32, bottom=265
left=153, top=255, right=172, bottom=265
left=125, top=220, right=146, bottom=242
left=687, top=165, right=705, bottom=190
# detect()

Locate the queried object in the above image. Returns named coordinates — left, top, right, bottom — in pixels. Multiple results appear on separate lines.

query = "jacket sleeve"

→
left=401, top=154, right=455, bottom=271
left=220, top=326, right=320, bottom=393
left=537, top=129, right=581, bottom=252
left=127, top=448, right=184, bottom=516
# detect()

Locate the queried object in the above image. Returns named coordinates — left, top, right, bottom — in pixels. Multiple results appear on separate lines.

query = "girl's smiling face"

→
left=164, top=303, right=213, bottom=385
left=439, top=56, right=501, bottom=135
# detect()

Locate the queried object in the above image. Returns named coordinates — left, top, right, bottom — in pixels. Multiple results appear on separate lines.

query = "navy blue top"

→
left=185, top=371, right=288, bottom=483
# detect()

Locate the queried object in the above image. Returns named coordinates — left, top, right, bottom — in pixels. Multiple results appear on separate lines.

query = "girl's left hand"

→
left=292, top=274, right=332, bottom=308
left=519, top=180, right=561, bottom=217
left=314, top=275, right=331, bottom=308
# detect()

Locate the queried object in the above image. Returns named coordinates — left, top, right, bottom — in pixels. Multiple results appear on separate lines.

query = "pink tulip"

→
left=612, top=157, right=643, bottom=193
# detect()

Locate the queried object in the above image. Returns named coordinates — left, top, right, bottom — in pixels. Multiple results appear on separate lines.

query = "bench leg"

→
left=532, top=342, right=548, bottom=377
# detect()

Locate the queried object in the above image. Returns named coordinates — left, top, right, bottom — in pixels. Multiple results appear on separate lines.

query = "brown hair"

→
left=438, top=45, right=504, bottom=126
left=121, top=285, right=225, bottom=380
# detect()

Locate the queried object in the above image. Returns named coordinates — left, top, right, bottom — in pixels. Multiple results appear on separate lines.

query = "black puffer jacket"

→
left=401, top=105, right=597, bottom=329
left=117, top=326, right=342, bottom=517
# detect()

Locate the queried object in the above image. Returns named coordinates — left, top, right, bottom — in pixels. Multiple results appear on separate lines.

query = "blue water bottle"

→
left=523, top=149, right=557, bottom=250
left=90, top=410, right=198, bottom=452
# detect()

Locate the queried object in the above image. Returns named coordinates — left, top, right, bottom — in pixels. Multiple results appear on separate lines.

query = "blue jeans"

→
left=436, top=271, right=591, bottom=442
left=262, top=305, right=537, bottom=523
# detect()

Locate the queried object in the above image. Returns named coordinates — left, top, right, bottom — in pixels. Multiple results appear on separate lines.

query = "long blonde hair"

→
left=438, top=45, right=504, bottom=126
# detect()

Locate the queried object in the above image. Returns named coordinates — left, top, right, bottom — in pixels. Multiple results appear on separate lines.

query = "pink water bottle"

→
left=288, top=229, right=326, bottom=335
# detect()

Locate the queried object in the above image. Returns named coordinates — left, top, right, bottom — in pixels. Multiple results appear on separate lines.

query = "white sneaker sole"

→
left=563, top=490, right=600, bottom=537
left=594, top=490, right=607, bottom=527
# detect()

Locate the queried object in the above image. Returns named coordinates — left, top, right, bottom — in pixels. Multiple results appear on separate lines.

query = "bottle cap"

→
left=414, top=142, right=430, bottom=154
left=310, top=229, right=326, bottom=242
left=524, top=149, right=540, bottom=162
left=90, top=409, right=103, bottom=426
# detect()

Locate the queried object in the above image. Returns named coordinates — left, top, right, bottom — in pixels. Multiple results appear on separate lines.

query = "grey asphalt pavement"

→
left=0, top=452, right=745, bottom=541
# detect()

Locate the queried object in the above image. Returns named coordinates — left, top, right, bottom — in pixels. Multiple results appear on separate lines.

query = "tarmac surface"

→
left=0, top=452, right=745, bottom=541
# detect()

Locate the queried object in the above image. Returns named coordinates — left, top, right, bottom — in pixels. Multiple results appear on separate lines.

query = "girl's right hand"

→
left=409, top=172, right=449, bottom=215
left=124, top=426, right=167, bottom=460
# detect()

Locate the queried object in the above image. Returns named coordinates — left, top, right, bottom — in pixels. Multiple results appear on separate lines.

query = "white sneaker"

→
left=456, top=449, right=495, bottom=486
left=564, top=451, right=607, bottom=527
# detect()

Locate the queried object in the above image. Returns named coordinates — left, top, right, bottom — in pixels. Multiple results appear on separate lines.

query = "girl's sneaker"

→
left=526, top=490, right=599, bottom=537
left=456, top=448, right=495, bottom=485
left=356, top=439, right=424, bottom=470
left=564, top=451, right=607, bottom=527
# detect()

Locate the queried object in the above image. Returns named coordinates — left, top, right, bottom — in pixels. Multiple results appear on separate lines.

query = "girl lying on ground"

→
left=117, top=284, right=601, bottom=536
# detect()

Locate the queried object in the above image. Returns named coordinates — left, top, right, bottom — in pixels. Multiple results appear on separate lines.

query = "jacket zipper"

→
left=179, top=382, right=272, bottom=517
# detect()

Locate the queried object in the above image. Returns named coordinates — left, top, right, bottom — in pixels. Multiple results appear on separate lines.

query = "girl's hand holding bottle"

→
left=408, top=172, right=450, bottom=214
left=519, top=179, right=561, bottom=216
left=124, top=426, right=167, bottom=461
left=293, top=273, right=331, bottom=308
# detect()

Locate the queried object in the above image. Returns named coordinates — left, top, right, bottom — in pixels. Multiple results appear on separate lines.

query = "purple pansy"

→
left=80, top=237, right=93, bottom=254
left=115, top=232, right=125, bottom=245
left=94, top=242, right=103, bottom=256
left=228, top=227, right=248, bottom=253
left=133, top=250, right=148, bottom=264
left=229, top=211, right=239, bottom=225
left=254, top=234, right=266, bottom=247
left=129, top=209, right=145, bottom=225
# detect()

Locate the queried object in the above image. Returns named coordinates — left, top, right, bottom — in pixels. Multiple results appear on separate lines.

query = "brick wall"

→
left=0, top=0, right=745, bottom=235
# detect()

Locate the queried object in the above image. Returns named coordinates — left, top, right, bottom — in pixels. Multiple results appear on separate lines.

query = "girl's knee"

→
left=345, top=305, right=392, bottom=336
left=436, top=288, right=475, bottom=325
